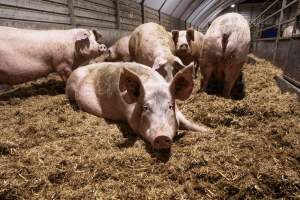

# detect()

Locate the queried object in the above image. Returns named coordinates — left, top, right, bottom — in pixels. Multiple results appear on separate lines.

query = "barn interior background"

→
left=0, top=0, right=300, bottom=199
left=0, top=0, right=299, bottom=94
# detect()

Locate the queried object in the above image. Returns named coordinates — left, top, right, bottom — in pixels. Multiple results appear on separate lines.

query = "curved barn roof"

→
left=139, top=0, right=243, bottom=29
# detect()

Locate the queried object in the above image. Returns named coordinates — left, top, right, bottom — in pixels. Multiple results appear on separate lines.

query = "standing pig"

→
left=129, top=22, right=186, bottom=82
left=66, top=62, right=208, bottom=150
left=106, top=35, right=131, bottom=62
left=0, top=26, right=106, bottom=85
left=199, top=13, right=250, bottom=98
left=172, top=29, right=204, bottom=78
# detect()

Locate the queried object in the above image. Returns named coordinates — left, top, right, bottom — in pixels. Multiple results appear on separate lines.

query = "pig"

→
left=66, top=62, right=208, bottom=150
left=282, top=25, right=300, bottom=37
left=199, top=13, right=250, bottom=98
left=106, top=35, right=131, bottom=62
left=0, top=26, right=106, bottom=85
left=172, top=29, right=204, bottom=78
left=129, top=22, right=186, bottom=82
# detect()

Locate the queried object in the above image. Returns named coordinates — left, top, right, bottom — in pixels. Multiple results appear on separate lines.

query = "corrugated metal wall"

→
left=0, top=0, right=185, bottom=32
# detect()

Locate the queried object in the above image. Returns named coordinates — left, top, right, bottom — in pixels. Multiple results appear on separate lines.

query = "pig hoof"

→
left=153, top=136, right=172, bottom=150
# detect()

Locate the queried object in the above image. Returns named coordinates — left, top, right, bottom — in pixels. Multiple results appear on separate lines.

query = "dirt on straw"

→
left=0, top=55, right=299, bottom=199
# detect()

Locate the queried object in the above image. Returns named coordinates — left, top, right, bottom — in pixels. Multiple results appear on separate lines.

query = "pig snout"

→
left=153, top=135, right=172, bottom=149
left=99, top=44, right=107, bottom=54
left=179, top=44, right=188, bottom=51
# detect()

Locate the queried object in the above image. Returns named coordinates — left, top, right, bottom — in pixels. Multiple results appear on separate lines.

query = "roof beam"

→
left=159, top=0, right=168, bottom=11
left=170, top=0, right=184, bottom=16
left=159, top=0, right=168, bottom=24
left=179, top=0, right=197, bottom=19
left=195, top=0, right=237, bottom=27
left=188, top=0, right=218, bottom=25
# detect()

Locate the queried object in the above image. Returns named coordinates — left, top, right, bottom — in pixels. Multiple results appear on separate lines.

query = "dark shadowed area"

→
left=0, top=56, right=299, bottom=199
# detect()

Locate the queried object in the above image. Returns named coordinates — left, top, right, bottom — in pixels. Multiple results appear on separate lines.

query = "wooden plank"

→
left=144, top=6, right=159, bottom=16
left=120, top=18, right=141, bottom=26
left=0, top=0, right=68, bottom=14
left=120, top=23, right=136, bottom=31
left=0, top=5, right=70, bottom=24
left=119, top=0, right=140, bottom=10
left=0, top=18, right=71, bottom=29
left=145, top=12, right=159, bottom=19
left=43, top=0, right=68, bottom=5
left=119, top=4, right=141, bottom=16
left=116, top=0, right=120, bottom=29
left=74, top=0, right=116, bottom=16
left=74, top=8, right=116, bottom=22
left=120, top=11, right=142, bottom=21
left=75, top=17, right=116, bottom=29
left=80, top=0, right=115, bottom=9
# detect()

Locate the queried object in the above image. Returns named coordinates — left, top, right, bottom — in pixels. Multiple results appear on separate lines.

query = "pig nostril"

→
left=153, top=136, right=172, bottom=149
left=180, top=44, right=188, bottom=50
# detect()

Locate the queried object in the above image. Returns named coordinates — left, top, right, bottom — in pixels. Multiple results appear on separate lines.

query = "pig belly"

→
left=0, top=56, right=52, bottom=84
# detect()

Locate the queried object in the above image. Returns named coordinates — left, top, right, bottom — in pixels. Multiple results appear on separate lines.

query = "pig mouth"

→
left=178, top=49, right=190, bottom=55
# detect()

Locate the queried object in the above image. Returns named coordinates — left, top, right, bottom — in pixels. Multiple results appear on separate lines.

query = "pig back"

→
left=203, top=13, right=250, bottom=65
left=129, top=23, right=175, bottom=67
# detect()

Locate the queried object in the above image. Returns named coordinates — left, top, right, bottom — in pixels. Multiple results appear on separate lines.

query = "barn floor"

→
left=0, top=56, right=299, bottom=199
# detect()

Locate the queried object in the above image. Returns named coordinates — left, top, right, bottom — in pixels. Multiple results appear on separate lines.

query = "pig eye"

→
left=169, top=104, right=174, bottom=110
left=143, top=105, right=149, bottom=111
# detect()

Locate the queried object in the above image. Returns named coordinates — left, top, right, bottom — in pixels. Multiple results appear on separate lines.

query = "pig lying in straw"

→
left=66, top=62, right=209, bottom=150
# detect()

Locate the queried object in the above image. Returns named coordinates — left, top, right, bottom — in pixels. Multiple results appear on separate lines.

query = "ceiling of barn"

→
left=137, top=0, right=248, bottom=28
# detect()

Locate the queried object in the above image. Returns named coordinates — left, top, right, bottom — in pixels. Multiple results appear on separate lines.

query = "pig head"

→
left=74, top=29, right=107, bottom=65
left=172, top=30, right=192, bottom=64
left=119, top=65, right=194, bottom=149
left=152, top=55, right=187, bottom=82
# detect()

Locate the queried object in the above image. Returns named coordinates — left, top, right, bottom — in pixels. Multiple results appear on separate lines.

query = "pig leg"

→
left=200, top=66, right=214, bottom=92
left=223, top=64, right=243, bottom=98
left=56, top=63, right=72, bottom=82
left=176, top=110, right=209, bottom=132
left=76, top=78, right=103, bottom=117
left=193, top=60, right=200, bottom=79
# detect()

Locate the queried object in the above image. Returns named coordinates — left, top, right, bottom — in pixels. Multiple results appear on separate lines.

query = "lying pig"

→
left=129, top=22, right=186, bottom=82
left=282, top=25, right=300, bottom=37
left=66, top=62, right=208, bottom=150
left=172, top=29, right=204, bottom=78
left=0, top=26, right=106, bottom=85
left=199, top=13, right=250, bottom=98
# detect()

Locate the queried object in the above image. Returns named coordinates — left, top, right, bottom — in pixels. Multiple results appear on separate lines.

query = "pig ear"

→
left=171, top=30, right=179, bottom=44
left=153, top=57, right=168, bottom=78
left=173, top=56, right=186, bottom=71
left=76, top=31, right=89, bottom=41
left=119, top=67, right=144, bottom=104
left=169, top=63, right=194, bottom=101
left=186, top=28, right=195, bottom=43
left=91, top=28, right=103, bottom=43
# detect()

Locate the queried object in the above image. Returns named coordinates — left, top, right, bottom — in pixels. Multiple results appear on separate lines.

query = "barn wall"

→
left=218, top=3, right=271, bottom=23
left=0, top=0, right=186, bottom=44
left=252, top=0, right=300, bottom=89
